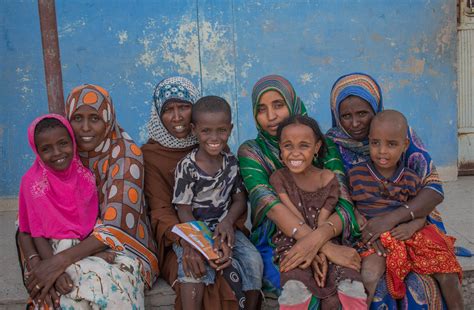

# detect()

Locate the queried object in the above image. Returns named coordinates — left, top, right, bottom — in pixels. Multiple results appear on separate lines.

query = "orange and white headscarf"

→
left=66, top=84, right=159, bottom=287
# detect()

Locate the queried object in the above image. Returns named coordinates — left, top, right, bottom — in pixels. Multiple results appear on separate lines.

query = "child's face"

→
left=279, top=123, right=322, bottom=175
left=192, top=111, right=233, bottom=157
left=35, top=126, right=74, bottom=171
left=369, top=120, right=409, bottom=174
left=161, top=101, right=193, bottom=139
left=70, top=105, right=107, bottom=152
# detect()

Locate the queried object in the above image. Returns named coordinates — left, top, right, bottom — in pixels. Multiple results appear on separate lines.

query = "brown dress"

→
left=142, top=139, right=248, bottom=310
left=269, top=167, right=362, bottom=308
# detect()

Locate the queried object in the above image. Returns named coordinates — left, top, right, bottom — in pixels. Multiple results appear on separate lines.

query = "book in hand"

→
left=172, top=221, right=219, bottom=260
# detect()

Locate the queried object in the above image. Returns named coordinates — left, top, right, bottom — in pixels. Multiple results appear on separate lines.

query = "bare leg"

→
left=433, top=273, right=464, bottom=310
left=361, top=254, right=386, bottom=307
left=244, top=290, right=261, bottom=310
left=180, top=283, right=205, bottom=310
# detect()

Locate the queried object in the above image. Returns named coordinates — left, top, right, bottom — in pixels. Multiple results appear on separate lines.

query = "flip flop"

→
left=455, top=246, right=473, bottom=257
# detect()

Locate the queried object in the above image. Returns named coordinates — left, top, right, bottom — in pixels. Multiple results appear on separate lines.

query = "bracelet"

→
left=290, top=221, right=305, bottom=238
left=291, top=227, right=299, bottom=239
left=324, top=221, right=337, bottom=237
left=27, top=253, right=40, bottom=261
left=402, top=204, right=416, bottom=220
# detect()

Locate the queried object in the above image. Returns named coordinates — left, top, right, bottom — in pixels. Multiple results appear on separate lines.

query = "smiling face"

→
left=35, top=126, right=74, bottom=171
left=256, top=90, right=290, bottom=136
left=192, top=111, right=233, bottom=157
left=161, top=100, right=193, bottom=139
left=339, top=96, right=375, bottom=141
left=369, top=117, right=409, bottom=178
left=279, top=123, right=322, bottom=175
left=69, top=105, right=107, bottom=152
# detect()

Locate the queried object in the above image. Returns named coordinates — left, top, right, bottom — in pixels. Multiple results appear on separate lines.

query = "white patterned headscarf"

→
left=147, top=77, right=200, bottom=148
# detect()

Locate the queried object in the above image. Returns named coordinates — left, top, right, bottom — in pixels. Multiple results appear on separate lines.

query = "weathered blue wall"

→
left=0, top=0, right=457, bottom=196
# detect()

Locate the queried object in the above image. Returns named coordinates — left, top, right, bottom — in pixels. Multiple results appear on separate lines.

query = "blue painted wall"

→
left=0, top=0, right=457, bottom=196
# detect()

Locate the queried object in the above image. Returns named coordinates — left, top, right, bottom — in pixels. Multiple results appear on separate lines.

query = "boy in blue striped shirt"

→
left=348, top=110, right=462, bottom=308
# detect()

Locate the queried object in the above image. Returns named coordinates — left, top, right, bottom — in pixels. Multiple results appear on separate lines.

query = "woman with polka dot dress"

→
left=17, top=84, right=158, bottom=309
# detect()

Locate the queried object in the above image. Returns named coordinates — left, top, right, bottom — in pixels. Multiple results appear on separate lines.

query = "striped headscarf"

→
left=66, top=84, right=159, bottom=287
left=147, top=77, right=199, bottom=148
left=326, top=72, right=383, bottom=171
left=329, top=72, right=383, bottom=131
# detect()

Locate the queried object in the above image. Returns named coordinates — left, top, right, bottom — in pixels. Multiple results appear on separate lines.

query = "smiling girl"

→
left=18, top=114, right=124, bottom=308
left=269, top=115, right=366, bottom=309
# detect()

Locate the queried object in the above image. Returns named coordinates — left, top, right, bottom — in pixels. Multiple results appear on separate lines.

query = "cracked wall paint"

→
left=58, top=17, right=86, bottom=38
left=436, top=22, right=453, bottom=57
left=199, top=21, right=234, bottom=84
left=16, top=67, right=34, bottom=109
left=299, top=73, right=313, bottom=85
left=393, top=56, right=425, bottom=75
left=136, top=16, right=236, bottom=84
left=136, top=16, right=199, bottom=77
left=117, top=30, right=128, bottom=44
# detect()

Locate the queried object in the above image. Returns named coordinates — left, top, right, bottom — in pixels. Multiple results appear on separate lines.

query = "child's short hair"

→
left=370, top=109, right=408, bottom=135
left=277, top=115, right=327, bottom=158
left=192, top=96, right=231, bottom=124
left=34, top=117, right=67, bottom=137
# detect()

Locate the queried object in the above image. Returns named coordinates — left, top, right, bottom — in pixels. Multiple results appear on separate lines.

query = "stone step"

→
left=143, top=269, right=474, bottom=309
left=3, top=270, right=472, bottom=309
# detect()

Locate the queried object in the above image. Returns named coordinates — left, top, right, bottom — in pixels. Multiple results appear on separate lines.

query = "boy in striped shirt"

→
left=348, top=110, right=462, bottom=308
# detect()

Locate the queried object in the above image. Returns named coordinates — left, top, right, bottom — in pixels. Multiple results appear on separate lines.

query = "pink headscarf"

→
left=18, top=114, right=98, bottom=240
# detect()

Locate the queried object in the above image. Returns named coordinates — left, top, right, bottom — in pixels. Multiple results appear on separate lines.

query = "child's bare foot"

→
left=94, top=251, right=116, bottom=264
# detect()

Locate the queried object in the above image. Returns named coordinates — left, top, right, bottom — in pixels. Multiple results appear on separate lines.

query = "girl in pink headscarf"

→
left=18, top=114, right=143, bottom=309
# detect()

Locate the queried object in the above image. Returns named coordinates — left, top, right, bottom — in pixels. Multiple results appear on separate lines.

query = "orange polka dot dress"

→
left=66, top=84, right=159, bottom=288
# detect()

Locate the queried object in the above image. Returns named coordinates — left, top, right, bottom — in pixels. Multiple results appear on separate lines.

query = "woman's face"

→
left=338, top=96, right=375, bottom=141
left=70, top=105, right=107, bottom=152
left=161, top=101, right=192, bottom=139
left=256, top=90, right=290, bottom=136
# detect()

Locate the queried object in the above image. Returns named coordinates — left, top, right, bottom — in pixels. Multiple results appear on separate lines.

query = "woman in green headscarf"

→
left=238, top=75, right=363, bottom=308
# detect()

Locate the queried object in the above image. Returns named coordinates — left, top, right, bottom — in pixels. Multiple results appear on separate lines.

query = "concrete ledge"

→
left=0, top=198, right=18, bottom=212
left=3, top=270, right=473, bottom=310
left=437, top=165, right=458, bottom=182
left=144, top=268, right=474, bottom=309
left=462, top=269, right=474, bottom=307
